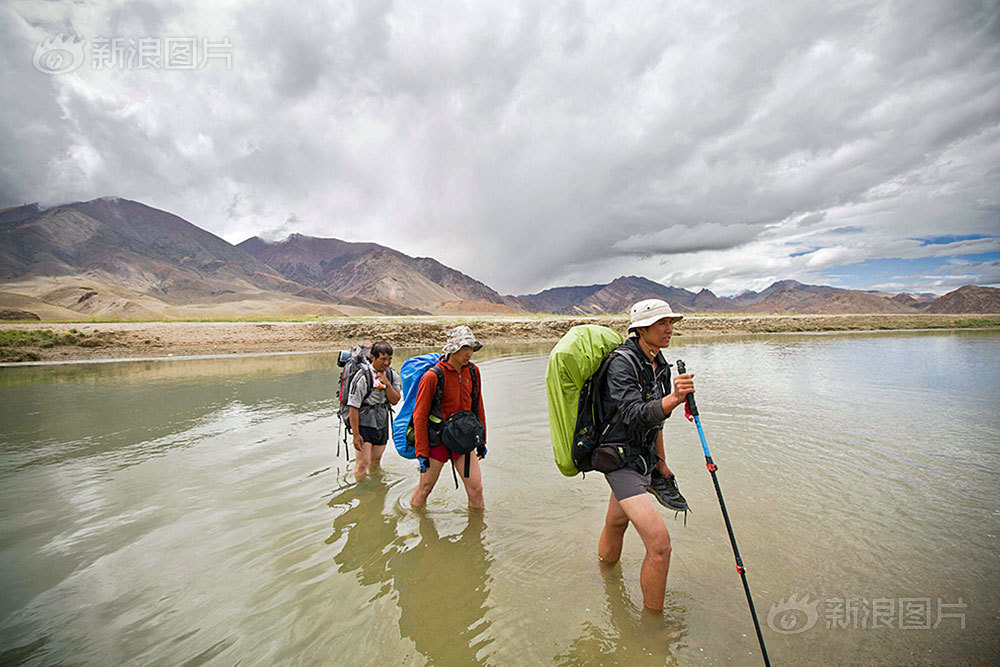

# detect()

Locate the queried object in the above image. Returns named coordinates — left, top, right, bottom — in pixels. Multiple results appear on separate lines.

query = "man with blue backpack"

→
left=346, top=340, right=401, bottom=481
left=408, top=326, right=488, bottom=509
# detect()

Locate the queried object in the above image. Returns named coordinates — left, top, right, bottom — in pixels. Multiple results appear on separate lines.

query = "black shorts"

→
left=357, top=424, right=388, bottom=447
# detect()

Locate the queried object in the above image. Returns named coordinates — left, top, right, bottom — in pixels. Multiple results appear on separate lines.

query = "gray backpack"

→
left=337, top=345, right=372, bottom=427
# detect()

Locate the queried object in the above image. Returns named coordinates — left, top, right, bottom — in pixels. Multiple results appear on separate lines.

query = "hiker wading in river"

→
left=347, top=341, right=401, bottom=481
left=410, top=326, right=488, bottom=509
left=597, top=299, right=694, bottom=611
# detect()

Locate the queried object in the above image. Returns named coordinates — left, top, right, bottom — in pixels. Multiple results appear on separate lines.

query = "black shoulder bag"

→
left=441, top=363, right=485, bottom=484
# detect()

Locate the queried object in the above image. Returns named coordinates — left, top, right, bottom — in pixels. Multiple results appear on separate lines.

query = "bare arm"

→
left=349, top=406, right=362, bottom=448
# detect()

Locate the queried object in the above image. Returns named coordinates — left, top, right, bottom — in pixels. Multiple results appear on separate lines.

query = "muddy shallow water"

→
left=1, top=331, right=997, bottom=665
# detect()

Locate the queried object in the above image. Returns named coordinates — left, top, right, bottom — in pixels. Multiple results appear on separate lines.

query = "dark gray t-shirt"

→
left=347, top=366, right=400, bottom=429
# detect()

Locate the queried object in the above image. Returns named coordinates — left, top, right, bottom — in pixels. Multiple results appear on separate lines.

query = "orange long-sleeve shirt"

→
left=412, top=359, right=486, bottom=458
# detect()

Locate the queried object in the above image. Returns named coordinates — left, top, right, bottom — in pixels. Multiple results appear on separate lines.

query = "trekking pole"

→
left=676, top=360, right=770, bottom=667
left=336, top=420, right=350, bottom=462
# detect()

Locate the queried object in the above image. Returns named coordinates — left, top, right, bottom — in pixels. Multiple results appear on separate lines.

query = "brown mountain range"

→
left=1, top=197, right=996, bottom=320
left=0, top=197, right=530, bottom=318
left=514, top=276, right=982, bottom=316
left=238, top=234, right=528, bottom=313
left=0, top=198, right=344, bottom=319
left=517, top=275, right=738, bottom=314
left=729, top=280, right=914, bottom=314
left=924, top=285, right=1000, bottom=313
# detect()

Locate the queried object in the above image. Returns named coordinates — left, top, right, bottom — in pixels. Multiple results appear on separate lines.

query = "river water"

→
left=0, top=331, right=997, bottom=665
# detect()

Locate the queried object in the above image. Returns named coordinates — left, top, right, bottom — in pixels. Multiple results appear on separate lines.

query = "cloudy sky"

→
left=2, top=0, right=998, bottom=296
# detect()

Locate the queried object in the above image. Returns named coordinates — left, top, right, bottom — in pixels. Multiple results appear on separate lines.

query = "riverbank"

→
left=2, top=313, right=999, bottom=363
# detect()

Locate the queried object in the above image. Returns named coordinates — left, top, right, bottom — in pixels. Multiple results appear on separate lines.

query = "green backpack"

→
left=545, top=325, right=625, bottom=477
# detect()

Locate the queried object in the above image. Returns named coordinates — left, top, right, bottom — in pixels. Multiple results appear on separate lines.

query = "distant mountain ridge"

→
left=0, top=197, right=531, bottom=317
left=517, top=277, right=998, bottom=315
left=1, top=196, right=997, bottom=319
left=518, top=276, right=734, bottom=314
left=0, top=198, right=345, bottom=319
left=237, top=233, right=528, bottom=313
left=925, top=285, right=1000, bottom=313
left=727, top=279, right=914, bottom=314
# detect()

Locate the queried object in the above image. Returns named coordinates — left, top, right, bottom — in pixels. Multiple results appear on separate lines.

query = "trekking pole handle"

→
left=675, top=359, right=699, bottom=417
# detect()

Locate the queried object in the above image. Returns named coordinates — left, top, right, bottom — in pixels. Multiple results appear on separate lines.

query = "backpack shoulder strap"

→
left=357, top=364, right=375, bottom=405
left=430, top=365, right=445, bottom=417
left=594, top=347, right=642, bottom=434
left=618, top=344, right=670, bottom=395
left=468, top=362, right=481, bottom=409
left=344, top=361, right=360, bottom=392
left=612, top=346, right=642, bottom=381
left=340, top=360, right=359, bottom=403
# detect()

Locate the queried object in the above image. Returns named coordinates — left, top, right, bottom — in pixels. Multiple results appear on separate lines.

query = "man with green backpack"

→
left=595, top=299, right=694, bottom=611
left=546, top=299, right=694, bottom=612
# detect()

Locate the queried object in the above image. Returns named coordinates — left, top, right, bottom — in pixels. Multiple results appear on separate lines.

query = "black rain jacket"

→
left=597, top=336, right=672, bottom=467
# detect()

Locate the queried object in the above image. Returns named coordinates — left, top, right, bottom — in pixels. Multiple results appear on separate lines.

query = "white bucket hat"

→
left=627, top=298, right=683, bottom=332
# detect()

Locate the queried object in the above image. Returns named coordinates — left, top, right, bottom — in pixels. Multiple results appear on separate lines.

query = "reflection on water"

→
left=0, top=331, right=998, bottom=665
left=326, top=472, right=494, bottom=664
left=393, top=513, right=493, bottom=663
left=557, top=566, right=687, bottom=666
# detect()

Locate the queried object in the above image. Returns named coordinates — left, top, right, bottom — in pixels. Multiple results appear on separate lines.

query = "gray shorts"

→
left=604, top=464, right=652, bottom=502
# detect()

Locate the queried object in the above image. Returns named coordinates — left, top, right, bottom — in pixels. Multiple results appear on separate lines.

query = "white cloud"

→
left=1, top=0, right=998, bottom=295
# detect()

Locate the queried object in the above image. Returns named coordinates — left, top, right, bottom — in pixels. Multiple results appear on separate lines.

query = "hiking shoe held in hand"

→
left=646, top=472, right=689, bottom=512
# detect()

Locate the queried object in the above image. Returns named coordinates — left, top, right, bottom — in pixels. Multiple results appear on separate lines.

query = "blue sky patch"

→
left=915, top=234, right=994, bottom=246
left=814, top=252, right=1000, bottom=292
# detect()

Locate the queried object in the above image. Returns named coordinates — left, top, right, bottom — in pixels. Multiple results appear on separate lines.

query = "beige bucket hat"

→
left=627, top=298, right=684, bottom=332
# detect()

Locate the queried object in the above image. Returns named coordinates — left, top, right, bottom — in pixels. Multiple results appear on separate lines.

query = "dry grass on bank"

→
left=2, top=313, right=999, bottom=363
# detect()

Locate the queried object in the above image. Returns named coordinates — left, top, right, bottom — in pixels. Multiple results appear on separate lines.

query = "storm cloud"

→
left=2, top=0, right=998, bottom=295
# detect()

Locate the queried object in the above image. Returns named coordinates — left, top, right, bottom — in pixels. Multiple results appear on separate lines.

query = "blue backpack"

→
left=392, top=353, right=442, bottom=459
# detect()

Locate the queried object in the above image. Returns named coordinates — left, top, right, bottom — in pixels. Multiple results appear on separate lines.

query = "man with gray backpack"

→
left=344, top=340, right=401, bottom=481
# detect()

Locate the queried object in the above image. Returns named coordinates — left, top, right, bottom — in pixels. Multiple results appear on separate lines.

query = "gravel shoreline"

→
left=2, top=314, right=999, bottom=363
